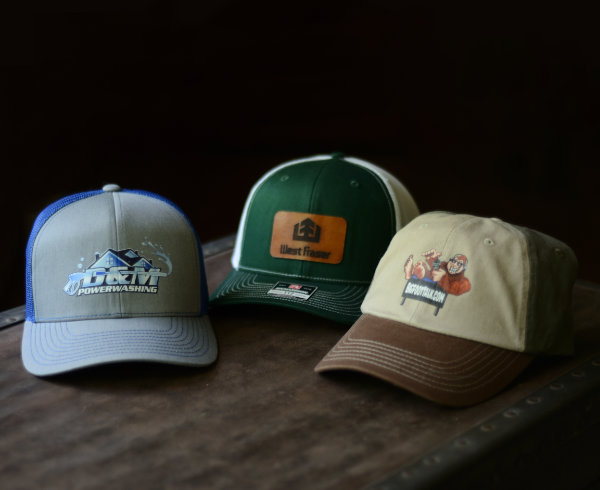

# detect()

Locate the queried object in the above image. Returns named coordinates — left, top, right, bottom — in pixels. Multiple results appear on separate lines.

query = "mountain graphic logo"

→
left=293, top=218, right=321, bottom=242
left=63, top=248, right=167, bottom=296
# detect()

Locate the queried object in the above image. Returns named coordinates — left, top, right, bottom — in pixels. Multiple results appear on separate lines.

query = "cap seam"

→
left=123, top=189, right=207, bottom=312
left=302, top=161, right=330, bottom=278
left=112, top=191, right=124, bottom=315
left=489, top=219, right=530, bottom=349
left=517, top=226, right=533, bottom=350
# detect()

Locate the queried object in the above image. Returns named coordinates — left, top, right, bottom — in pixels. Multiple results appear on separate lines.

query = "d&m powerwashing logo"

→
left=63, top=242, right=171, bottom=296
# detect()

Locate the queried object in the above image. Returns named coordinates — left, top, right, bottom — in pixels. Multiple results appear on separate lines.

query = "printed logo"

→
left=400, top=249, right=471, bottom=315
left=270, top=211, right=347, bottom=264
left=64, top=245, right=170, bottom=296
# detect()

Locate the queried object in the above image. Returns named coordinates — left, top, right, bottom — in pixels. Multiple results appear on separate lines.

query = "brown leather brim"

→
left=315, top=313, right=534, bottom=407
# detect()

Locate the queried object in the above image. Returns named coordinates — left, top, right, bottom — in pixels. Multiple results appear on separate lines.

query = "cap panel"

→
left=518, top=226, right=577, bottom=354
left=238, top=157, right=397, bottom=283
left=362, top=213, right=530, bottom=352
left=344, top=156, right=419, bottom=227
left=25, top=190, right=104, bottom=320
left=31, top=192, right=121, bottom=321
left=238, top=160, right=321, bottom=278
left=230, top=157, right=329, bottom=269
left=301, top=158, right=396, bottom=281
left=111, top=192, right=203, bottom=317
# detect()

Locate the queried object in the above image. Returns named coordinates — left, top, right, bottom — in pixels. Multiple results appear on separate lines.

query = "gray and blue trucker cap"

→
left=22, top=184, right=217, bottom=376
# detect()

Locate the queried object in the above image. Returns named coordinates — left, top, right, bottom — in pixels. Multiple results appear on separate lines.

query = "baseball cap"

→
left=22, top=184, right=218, bottom=376
left=315, top=212, right=578, bottom=406
left=209, top=153, right=419, bottom=324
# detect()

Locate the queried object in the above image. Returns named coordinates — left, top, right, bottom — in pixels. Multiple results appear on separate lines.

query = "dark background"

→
left=2, top=2, right=599, bottom=312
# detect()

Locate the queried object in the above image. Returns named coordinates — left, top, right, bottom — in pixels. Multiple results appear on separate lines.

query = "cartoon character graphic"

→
left=401, top=249, right=470, bottom=315
left=404, top=249, right=471, bottom=296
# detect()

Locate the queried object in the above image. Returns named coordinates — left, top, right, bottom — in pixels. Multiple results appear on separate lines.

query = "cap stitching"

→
left=345, top=332, right=495, bottom=366
left=24, top=318, right=213, bottom=368
left=320, top=349, right=522, bottom=393
left=236, top=265, right=371, bottom=285
left=324, top=330, right=527, bottom=391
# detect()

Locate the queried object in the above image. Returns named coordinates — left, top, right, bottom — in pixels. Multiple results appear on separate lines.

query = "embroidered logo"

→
left=64, top=247, right=168, bottom=296
left=400, top=249, right=470, bottom=315
left=270, top=211, right=347, bottom=264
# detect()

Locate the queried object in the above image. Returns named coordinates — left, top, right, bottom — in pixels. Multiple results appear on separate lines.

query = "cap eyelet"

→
left=484, top=238, right=495, bottom=246
left=554, top=248, right=565, bottom=258
left=280, top=175, right=289, bottom=182
left=350, top=179, right=359, bottom=188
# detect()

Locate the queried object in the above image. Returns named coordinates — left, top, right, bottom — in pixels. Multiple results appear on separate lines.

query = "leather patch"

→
left=270, top=211, right=347, bottom=264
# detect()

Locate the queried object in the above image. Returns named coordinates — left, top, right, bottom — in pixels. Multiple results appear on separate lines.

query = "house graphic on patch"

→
left=293, top=218, right=321, bottom=242
left=91, top=249, right=155, bottom=270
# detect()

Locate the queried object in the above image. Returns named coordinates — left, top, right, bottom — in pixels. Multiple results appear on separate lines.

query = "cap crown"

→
left=362, top=212, right=577, bottom=354
left=232, top=154, right=419, bottom=284
left=26, top=189, right=207, bottom=322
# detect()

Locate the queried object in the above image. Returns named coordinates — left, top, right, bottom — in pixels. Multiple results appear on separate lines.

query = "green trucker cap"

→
left=209, top=153, right=419, bottom=323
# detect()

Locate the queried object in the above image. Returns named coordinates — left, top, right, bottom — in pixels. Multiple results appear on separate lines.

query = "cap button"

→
left=102, top=184, right=121, bottom=192
left=330, top=151, right=346, bottom=160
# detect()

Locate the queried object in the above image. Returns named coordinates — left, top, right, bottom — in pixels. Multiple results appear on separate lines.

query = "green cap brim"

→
left=209, top=269, right=367, bottom=324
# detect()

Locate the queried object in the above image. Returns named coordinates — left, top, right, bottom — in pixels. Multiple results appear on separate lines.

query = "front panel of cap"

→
left=362, top=213, right=530, bottom=352
left=31, top=191, right=202, bottom=322
left=239, top=158, right=396, bottom=282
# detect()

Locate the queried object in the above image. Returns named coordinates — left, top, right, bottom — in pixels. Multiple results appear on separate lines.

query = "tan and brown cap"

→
left=315, top=212, right=578, bottom=406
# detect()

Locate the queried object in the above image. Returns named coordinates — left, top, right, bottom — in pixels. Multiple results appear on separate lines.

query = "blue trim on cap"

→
left=25, top=190, right=104, bottom=321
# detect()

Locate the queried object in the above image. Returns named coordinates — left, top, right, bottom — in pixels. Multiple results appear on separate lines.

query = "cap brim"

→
left=315, top=314, right=533, bottom=407
left=22, top=315, right=218, bottom=376
left=209, top=269, right=368, bottom=324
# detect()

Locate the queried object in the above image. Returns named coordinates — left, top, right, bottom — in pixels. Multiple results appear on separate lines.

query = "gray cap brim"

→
left=22, top=315, right=217, bottom=376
